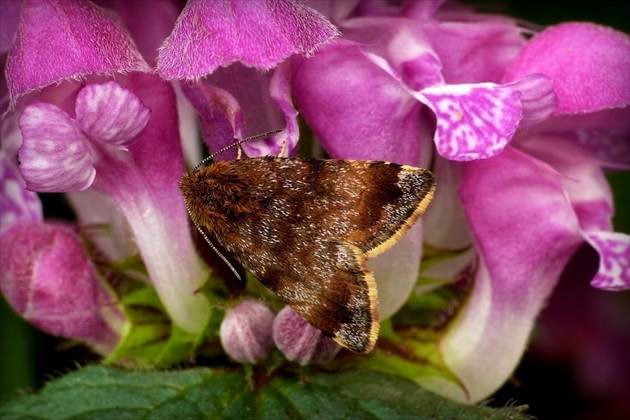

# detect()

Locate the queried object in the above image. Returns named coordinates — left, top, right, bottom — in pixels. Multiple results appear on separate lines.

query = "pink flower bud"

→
left=273, top=306, right=341, bottom=365
left=0, top=222, right=124, bottom=355
left=220, top=300, right=275, bottom=364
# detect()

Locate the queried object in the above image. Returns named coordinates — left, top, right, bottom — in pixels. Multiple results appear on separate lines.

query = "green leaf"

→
left=0, top=366, right=530, bottom=419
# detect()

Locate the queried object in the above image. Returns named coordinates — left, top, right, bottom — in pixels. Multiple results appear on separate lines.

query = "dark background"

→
left=1, top=1, right=628, bottom=419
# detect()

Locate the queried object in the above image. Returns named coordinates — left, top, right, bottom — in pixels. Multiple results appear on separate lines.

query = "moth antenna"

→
left=185, top=204, right=242, bottom=281
left=192, top=129, right=283, bottom=172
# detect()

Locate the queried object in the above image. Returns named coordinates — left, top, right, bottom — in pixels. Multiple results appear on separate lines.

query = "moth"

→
left=179, top=132, right=436, bottom=353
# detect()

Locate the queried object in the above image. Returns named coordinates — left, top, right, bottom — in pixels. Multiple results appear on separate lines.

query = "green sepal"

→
left=354, top=319, right=462, bottom=391
left=105, top=286, right=222, bottom=368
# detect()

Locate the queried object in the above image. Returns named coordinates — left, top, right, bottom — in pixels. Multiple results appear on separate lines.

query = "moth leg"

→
left=277, top=139, right=288, bottom=158
left=236, top=144, right=243, bottom=160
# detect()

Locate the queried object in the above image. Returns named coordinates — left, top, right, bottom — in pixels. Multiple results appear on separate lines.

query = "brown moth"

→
left=179, top=139, right=435, bottom=354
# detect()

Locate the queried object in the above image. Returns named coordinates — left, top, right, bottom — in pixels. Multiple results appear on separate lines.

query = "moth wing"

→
left=195, top=158, right=436, bottom=354
left=257, top=239, right=377, bottom=354
left=339, top=163, right=436, bottom=257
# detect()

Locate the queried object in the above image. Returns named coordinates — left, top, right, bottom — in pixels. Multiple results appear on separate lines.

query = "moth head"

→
left=179, top=163, right=250, bottom=231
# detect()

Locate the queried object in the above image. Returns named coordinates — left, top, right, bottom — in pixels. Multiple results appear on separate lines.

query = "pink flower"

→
left=3, top=0, right=210, bottom=334
left=156, top=0, right=338, bottom=160
left=0, top=221, right=124, bottom=355
left=290, top=1, right=629, bottom=402
left=0, top=0, right=626, bottom=407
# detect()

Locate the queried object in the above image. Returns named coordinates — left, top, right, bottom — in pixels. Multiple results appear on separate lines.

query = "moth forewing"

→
left=180, top=157, right=436, bottom=353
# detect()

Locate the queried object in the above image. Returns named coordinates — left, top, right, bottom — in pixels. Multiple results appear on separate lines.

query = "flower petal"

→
left=504, top=74, right=557, bottom=126
left=66, top=189, right=136, bottom=263
left=0, top=0, right=21, bottom=54
left=417, top=82, right=522, bottom=161
left=531, top=108, right=630, bottom=170
left=585, top=232, right=630, bottom=291
left=18, top=103, right=95, bottom=192
left=518, top=134, right=614, bottom=232
left=423, top=15, right=526, bottom=84
left=505, top=22, right=630, bottom=114
left=368, top=223, right=423, bottom=319
left=427, top=147, right=583, bottom=403
left=186, top=63, right=297, bottom=159
left=5, top=0, right=149, bottom=103
left=241, top=62, right=299, bottom=157
left=517, top=134, right=628, bottom=291
left=292, top=41, right=422, bottom=164
left=422, top=157, right=472, bottom=250
left=0, top=150, right=43, bottom=233
left=181, top=80, right=243, bottom=161
left=157, top=0, right=339, bottom=79
left=103, top=0, right=180, bottom=65
left=75, top=81, right=151, bottom=148
left=91, top=73, right=210, bottom=334
left=340, top=18, right=444, bottom=91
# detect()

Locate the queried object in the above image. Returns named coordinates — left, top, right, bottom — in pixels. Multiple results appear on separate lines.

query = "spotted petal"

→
left=417, top=82, right=522, bottom=161
left=585, top=232, right=630, bottom=291
left=18, top=103, right=95, bottom=192
left=75, top=81, right=151, bottom=148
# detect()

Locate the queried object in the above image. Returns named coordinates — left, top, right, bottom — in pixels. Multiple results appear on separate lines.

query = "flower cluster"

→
left=1, top=0, right=628, bottom=404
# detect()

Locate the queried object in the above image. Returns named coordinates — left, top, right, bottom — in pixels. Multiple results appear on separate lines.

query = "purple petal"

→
left=532, top=108, right=630, bottom=170
left=292, top=41, right=422, bottom=164
left=504, top=74, right=557, bottom=126
left=18, top=103, right=95, bottom=192
left=422, top=157, right=472, bottom=250
left=157, top=0, right=339, bottom=79
left=422, top=15, right=526, bottom=84
left=368, top=223, right=423, bottom=319
left=505, top=23, right=630, bottom=114
left=517, top=134, right=628, bottom=291
left=418, top=82, right=522, bottom=161
left=585, top=232, right=630, bottom=291
left=427, top=147, right=583, bottom=402
left=91, top=73, right=210, bottom=333
left=0, top=150, right=43, bottom=233
left=75, top=81, right=151, bottom=148
left=0, top=0, right=21, bottom=54
left=519, top=135, right=614, bottom=233
left=66, top=189, right=137, bottom=263
left=101, top=0, right=181, bottom=65
left=5, top=0, right=149, bottom=103
left=181, top=80, right=243, bottom=161
left=187, top=63, right=297, bottom=159
left=339, top=18, right=444, bottom=91
left=0, top=222, right=123, bottom=354
left=241, top=62, right=299, bottom=157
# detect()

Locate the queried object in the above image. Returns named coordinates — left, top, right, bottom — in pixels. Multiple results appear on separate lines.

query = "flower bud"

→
left=273, top=306, right=341, bottom=365
left=0, top=222, right=124, bottom=355
left=220, top=300, right=275, bottom=364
